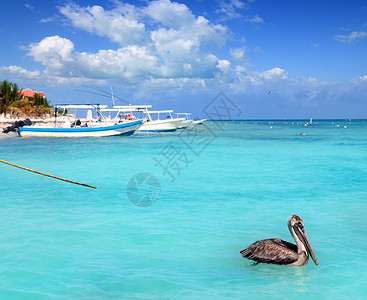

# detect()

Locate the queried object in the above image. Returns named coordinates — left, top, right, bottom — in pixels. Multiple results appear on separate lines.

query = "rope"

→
left=0, top=159, right=98, bottom=189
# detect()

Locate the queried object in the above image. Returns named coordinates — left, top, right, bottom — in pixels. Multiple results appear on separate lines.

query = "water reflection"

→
left=240, top=261, right=319, bottom=296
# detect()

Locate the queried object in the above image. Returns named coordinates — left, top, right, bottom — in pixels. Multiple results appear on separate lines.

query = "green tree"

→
left=28, top=93, right=52, bottom=117
left=31, top=93, right=51, bottom=107
left=0, top=80, right=22, bottom=116
left=1, top=79, right=54, bottom=118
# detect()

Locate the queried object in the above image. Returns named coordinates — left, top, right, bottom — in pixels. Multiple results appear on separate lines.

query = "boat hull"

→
left=177, top=119, right=193, bottom=129
left=138, top=118, right=185, bottom=133
left=192, top=119, right=207, bottom=125
left=18, top=120, right=143, bottom=137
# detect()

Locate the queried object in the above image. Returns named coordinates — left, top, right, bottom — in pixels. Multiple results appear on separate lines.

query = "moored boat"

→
left=18, top=121, right=143, bottom=137
left=17, top=104, right=143, bottom=137
left=175, top=113, right=193, bottom=129
left=137, top=110, right=185, bottom=133
left=192, top=119, right=207, bottom=125
left=175, top=113, right=207, bottom=127
left=111, top=106, right=185, bottom=133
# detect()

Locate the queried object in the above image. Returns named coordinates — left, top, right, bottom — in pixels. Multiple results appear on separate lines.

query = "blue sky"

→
left=0, top=0, right=366, bottom=119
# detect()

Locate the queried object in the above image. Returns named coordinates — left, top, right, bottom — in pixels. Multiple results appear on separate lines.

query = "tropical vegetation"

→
left=0, top=79, right=53, bottom=118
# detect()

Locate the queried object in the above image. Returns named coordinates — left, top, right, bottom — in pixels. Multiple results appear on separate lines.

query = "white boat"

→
left=138, top=110, right=185, bottom=133
left=192, top=119, right=207, bottom=125
left=176, top=113, right=206, bottom=127
left=175, top=113, right=193, bottom=129
left=17, top=105, right=143, bottom=137
left=99, top=105, right=151, bottom=124
left=112, top=106, right=185, bottom=133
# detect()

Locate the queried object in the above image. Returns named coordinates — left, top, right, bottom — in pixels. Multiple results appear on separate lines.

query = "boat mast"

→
left=111, top=86, right=115, bottom=107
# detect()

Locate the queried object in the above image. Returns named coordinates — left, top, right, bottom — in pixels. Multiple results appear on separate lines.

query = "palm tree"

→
left=32, top=93, right=51, bottom=107
left=1, top=79, right=54, bottom=118
left=28, top=93, right=52, bottom=117
left=0, top=80, right=22, bottom=116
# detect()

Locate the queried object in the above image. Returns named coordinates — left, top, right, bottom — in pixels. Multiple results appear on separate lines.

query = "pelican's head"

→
left=288, top=215, right=319, bottom=266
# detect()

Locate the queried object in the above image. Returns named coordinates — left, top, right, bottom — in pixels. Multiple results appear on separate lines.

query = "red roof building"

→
left=19, top=89, right=45, bottom=98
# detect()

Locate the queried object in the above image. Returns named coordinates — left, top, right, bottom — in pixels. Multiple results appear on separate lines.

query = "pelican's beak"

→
left=294, top=224, right=319, bottom=266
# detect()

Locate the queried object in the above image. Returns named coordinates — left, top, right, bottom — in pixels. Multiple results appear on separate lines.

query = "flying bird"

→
left=240, top=215, right=318, bottom=266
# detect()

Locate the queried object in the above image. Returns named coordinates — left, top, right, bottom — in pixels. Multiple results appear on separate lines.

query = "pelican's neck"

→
left=288, top=223, right=307, bottom=254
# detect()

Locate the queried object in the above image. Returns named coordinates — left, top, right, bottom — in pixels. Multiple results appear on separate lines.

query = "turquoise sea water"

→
left=0, top=120, right=367, bottom=299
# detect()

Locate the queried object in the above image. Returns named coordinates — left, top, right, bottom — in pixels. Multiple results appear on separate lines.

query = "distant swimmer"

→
left=300, top=132, right=306, bottom=135
left=240, top=215, right=318, bottom=266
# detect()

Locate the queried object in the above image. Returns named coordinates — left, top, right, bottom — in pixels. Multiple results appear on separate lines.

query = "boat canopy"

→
left=100, top=108, right=139, bottom=112
left=113, top=105, right=152, bottom=111
left=55, top=104, right=108, bottom=109
left=176, top=113, right=192, bottom=116
left=176, top=113, right=192, bottom=119
left=147, top=110, right=174, bottom=114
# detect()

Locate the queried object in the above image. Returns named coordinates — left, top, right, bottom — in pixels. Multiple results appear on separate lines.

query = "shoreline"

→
left=0, top=117, right=89, bottom=128
left=0, top=118, right=57, bottom=128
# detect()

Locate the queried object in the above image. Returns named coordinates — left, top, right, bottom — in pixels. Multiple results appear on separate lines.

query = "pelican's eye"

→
left=295, top=222, right=304, bottom=230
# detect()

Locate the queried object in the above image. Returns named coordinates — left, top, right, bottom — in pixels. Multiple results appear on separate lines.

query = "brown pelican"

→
left=240, top=215, right=318, bottom=266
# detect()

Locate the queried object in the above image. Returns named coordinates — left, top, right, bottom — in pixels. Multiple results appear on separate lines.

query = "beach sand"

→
left=0, top=117, right=88, bottom=128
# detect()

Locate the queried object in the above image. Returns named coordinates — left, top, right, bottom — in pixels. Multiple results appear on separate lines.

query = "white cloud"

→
left=334, top=31, right=367, bottom=43
left=25, top=3, right=34, bottom=10
left=145, top=0, right=195, bottom=28
left=260, top=67, right=288, bottom=80
left=246, top=14, right=264, bottom=24
left=22, top=34, right=294, bottom=89
left=0, top=65, right=41, bottom=79
left=26, top=34, right=220, bottom=82
left=351, top=75, right=367, bottom=84
left=27, top=36, right=161, bottom=81
left=230, top=47, right=246, bottom=60
left=143, top=77, right=207, bottom=89
left=29, top=36, right=74, bottom=62
left=39, top=17, right=55, bottom=23
left=16, top=0, right=347, bottom=98
left=28, top=1, right=229, bottom=83
left=217, top=59, right=231, bottom=72
left=307, top=77, right=317, bottom=82
left=59, top=3, right=146, bottom=46
left=227, top=66, right=342, bottom=108
left=149, top=11, right=226, bottom=78
left=253, top=46, right=264, bottom=54
left=28, top=36, right=74, bottom=77
left=230, top=66, right=290, bottom=89
left=216, top=0, right=247, bottom=20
